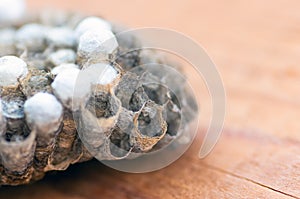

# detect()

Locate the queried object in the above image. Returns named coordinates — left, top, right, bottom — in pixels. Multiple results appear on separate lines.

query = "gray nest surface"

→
left=0, top=12, right=197, bottom=185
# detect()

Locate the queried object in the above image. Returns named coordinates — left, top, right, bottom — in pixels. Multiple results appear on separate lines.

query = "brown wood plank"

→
left=203, top=129, right=300, bottom=198
left=0, top=131, right=296, bottom=199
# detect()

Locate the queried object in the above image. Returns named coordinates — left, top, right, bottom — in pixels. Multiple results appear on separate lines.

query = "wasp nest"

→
left=0, top=11, right=198, bottom=185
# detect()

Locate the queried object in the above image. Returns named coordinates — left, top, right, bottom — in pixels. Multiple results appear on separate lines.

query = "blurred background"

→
left=27, top=0, right=300, bottom=138
left=0, top=0, right=299, bottom=198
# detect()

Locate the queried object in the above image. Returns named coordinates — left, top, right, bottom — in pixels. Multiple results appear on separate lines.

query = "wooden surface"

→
left=1, top=0, right=300, bottom=198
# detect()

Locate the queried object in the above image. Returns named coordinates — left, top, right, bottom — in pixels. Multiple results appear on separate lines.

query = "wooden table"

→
left=0, top=0, right=299, bottom=198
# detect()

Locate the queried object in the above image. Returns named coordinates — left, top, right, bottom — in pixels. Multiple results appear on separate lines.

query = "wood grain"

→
left=0, top=129, right=298, bottom=198
left=1, top=0, right=300, bottom=198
